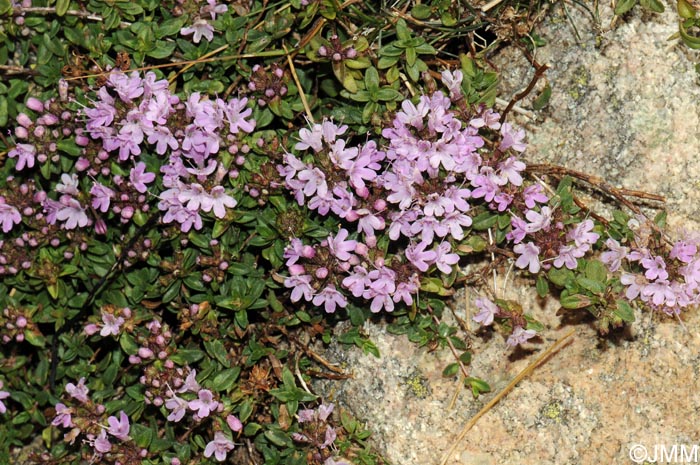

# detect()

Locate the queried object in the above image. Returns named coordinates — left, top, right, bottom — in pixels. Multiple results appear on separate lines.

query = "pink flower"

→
left=93, top=429, right=112, bottom=454
left=90, top=183, right=115, bottom=213
left=188, top=389, right=219, bottom=418
left=221, top=97, right=255, bottom=134
left=312, top=285, right=347, bottom=313
left=328, top=228, right=357, bottom=262
left=499, top=122, right=526, bottom=152
left=0, top=381, right=8, bottom=414
left=206, top=186, right=237, bottom=218
left=65, top=377, right=89, bottom=403
left=8, top=143, right=36, bottom=171
left=473, top=297, right=498, bottom=326
left=433, top=242, right=459, bottom=274
left=506, top=326, right=537, bottom=346
left=107, top=411, right=130, bottom=441
left=181, top=19, right=215, bottom=43
left=52, top=403, right=73, bottom=427
left=405, top=241, right=437, bottom=272
left=56, top=197, right=89, bottom=230
left=441, top=69, right=463, bottom=99
left=284, top=274, right=314, bottom=302
left=0, top=203, right=21, bottom=233
left=130, top=162, right=156, bottom=193
left=513, top=242, right=540, bottom=273
left=100, top=312, right=125, bottom=337
left=641, top=255, right=669, bottom=281
left=600, top=238, right=628, bottom=272
left=165, top=394, right=188, bottom=422
left=204, top=431, right=235, bottom=462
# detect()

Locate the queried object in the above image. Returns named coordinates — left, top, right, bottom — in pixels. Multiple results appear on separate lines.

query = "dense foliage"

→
left=0, top=0, right=695, bottom=464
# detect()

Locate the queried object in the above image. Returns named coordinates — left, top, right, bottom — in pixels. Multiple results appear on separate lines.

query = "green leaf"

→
left=395, top=18, right=411, bottom=41
left=156, top=17, right=187, bottom=38
left=147, top=41, right=176, bottom=59
left=375, top=87, right=402, bottom=101
left=678, top=0, right=697, bottom=18
left=405, top=46, right=417, bottom=66
left=377, top=55, right=400, bottom=69
left=614, top=0, right=638, bottom=15
left=411, top=4, right=432, bottom=19
left=204, top=340, right=230, bottom=366
left=640, top=0, right=664, bottom=12
left=440, top=11, right=457, bottom=27
left=210, top=368, right=241, bottom=391
left=471, top=212, right=499, bottom=230
left=577, top=277, right=605, bottom=294
left=364, top=66, right=380, bottom=93
left=0, top=0, right=11, bottom=15
left=585, top=260, right=608, bottom=282
left=420, top=277, right=454, bottom=296
left=536, top=275, right=549, bottom=297
left=442, top=363, right=459, bottom=377
left=532, top=83, right=552, bottom=110
left=56, top=0, right=70, bottom=16
left=614, top=300, right=636, bottom=322
left=560, top=294, right=594, bottom=309
left=465, top=377, right=490, bottom=397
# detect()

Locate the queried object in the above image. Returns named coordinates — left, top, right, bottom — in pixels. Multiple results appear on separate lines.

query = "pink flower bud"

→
left=345, top=210, right=359, bottom=221
left=17, top=113, right=33, bottom=128
left=75, top=134, right=89, bottom=146
left=14, top=126, right=28, bottom=139
left=301, top=245, right=316, bottom=259
left=138, top=347, right=154, bottom=359
left=373, top=199, right=387, bottom=211
left=15, top=333, right=24, bottom=342
left=75, top=158, right=90, bottom=171
left=227, top=414, right=243, bottom=432
left=288, top=264, right=305, bottom=275
left=355, top=243, right=368, bottom=256
left=41, top=113, right=59, bottom=125
left=26, top=97, right=44, bottom=112
left=95, top=218, right=107, bottom=235
left=84, top=323, right=100, bottom=335
left=16, top=316, right=27, bottom=328
left=365, top=235, right=377, bottom=248
left=315, top=267, right=328, bottom=279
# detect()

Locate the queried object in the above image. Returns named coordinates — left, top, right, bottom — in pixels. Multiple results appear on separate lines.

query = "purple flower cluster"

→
left=1, top=305, right=38, bottom=343
left=51, top=377, right=144, bottom=462
left=293, top=403, right=350, bottom=465
left=77, top=70, right=255, bottom=232
left=508, top=196, right=600, bottom=274
left=279, top=70, right=529, bottom=313
left=472, top=296, right=536, bottom=347
left=602, top=225, right=700, bottom=316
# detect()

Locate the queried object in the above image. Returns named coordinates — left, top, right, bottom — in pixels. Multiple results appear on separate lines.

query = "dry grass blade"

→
left=439, top=328, right=576, bottom=465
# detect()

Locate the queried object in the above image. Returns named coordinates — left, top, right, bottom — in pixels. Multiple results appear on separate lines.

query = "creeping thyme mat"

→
left=1, top=1, right=700, bottom=464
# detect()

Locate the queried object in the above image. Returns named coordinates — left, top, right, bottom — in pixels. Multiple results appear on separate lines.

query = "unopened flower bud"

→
left=315, top=267, right=328, bottom=279
left=26, top=97, right=44, bottom=112
left=75, top=158, right=90, bottom=171
left=289, top=264, right=305, bottom=275
left=138, top=347, right=154, bottom=359
left=17, top=113, right=33, bottom=128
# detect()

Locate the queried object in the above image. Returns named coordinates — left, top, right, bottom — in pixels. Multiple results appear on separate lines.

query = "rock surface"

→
left=313, top=4, right=700, bottom=465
